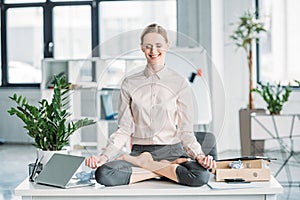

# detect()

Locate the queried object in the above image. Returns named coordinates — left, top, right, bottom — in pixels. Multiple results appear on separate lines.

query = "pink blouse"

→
left=102, top=66, right=204, bottom=160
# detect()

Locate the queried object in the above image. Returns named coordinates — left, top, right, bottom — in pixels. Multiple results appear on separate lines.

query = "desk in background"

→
left=251, top=113, right=300, bottom=183
left=15, top=176, right=283, bottom=200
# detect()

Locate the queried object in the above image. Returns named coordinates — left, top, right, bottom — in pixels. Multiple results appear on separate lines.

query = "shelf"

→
left=41, top=57, right=143, bottom=151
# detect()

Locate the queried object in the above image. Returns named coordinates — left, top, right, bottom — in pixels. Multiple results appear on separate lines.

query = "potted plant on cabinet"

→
left=7, top=75, right=96, bottom=163
left=252, top=82, right=292, bottom=115
left=230, top=9, right=266, bottom=156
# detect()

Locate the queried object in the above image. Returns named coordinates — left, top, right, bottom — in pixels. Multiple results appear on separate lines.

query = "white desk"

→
left=15, top=176, right=283, bottom=200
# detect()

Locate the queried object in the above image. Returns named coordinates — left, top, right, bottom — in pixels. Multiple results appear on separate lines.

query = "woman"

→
left=85, top=23, right=216, bottom=187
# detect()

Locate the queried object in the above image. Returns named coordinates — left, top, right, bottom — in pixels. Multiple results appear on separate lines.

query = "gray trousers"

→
left=95, top=143, right=210, bottom=187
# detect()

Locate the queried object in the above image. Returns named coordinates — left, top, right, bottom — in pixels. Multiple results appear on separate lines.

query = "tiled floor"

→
left=0, top=144, right=300, bottom=200
left=0, top=144, right=36, bottom=200
left=264, top=150, right=300, bottom=200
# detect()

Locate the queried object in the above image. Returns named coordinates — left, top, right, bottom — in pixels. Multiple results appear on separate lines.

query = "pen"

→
left=225, top=178, right=251, bottom=184
left=84, top=146, right=93, bottom=156
left=29, top=155, right=44, bottom=182
left=226, top=181, right=250, bottom=184
left=37, top=155, right=44, bottom=167
left=29, top=158, right=38, bottom=182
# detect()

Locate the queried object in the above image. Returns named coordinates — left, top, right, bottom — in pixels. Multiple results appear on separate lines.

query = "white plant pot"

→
left=37, top=149, right=68, bottom=166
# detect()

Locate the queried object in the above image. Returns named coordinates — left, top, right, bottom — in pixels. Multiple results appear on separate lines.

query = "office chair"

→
left=194, top=131, right=218, bottom=160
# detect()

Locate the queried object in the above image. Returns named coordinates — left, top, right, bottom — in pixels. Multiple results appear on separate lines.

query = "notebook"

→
left=101, top=93, right=118, bottom=120
left=35, top=153, right=94, bottom=188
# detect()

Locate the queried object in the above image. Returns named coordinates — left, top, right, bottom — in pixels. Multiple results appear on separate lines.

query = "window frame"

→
left=256, top=0, right=300, bottom=89
left=0, top=0, right=176, bottom=88
left=0, top=0, right=97, bottom=88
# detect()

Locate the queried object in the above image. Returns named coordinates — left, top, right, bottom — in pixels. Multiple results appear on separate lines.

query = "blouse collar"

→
left=144, top=65, right=168, bottom=79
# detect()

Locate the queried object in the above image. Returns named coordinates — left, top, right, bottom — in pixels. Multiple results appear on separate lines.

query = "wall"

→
left=0, top=89, right=41, bottom=143
left=177, top=0, right=226, bottom=147
left=177, top=0, right=253, bottom=152
left=221, top=0, right=254, bottom=152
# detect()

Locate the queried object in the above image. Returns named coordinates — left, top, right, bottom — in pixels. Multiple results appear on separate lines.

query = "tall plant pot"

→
left=239, top=108, right=266, bottom=156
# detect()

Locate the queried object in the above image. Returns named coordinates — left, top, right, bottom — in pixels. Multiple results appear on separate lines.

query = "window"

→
left=0, top=10, right=1, bottom=86
left=99, top=0, right=176, bottom=57
left=7, top=7, right=43, bottom=84
left=0, top=0, right=177, bottom=87
left=53, top=5, right=91, bottom=59
left=5, top=0, right=45, bottom=3
left=0, top=1, right=92, bottom=87
left=51, top=0, right=90, bottom=2
left=258, top=0, right=300, bottom=86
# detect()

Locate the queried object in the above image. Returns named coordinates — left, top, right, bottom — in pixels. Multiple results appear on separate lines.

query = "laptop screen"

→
left=35, top=154, right=85, bottom=188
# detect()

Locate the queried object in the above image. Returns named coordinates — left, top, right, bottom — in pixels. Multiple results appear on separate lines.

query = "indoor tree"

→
left=230, top=10, right=266, bottom=109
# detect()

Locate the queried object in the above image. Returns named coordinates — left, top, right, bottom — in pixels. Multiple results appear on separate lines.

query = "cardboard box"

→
left=214, top=159, right=271, bottom=182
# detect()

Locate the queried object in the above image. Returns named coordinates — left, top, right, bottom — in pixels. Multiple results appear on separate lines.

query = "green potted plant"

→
left=230, top=9, right=266, bottom=109
left=252, top=82, right=292, bottom=115
left=7, top=75, right=96, bottom=153
left=230, top=9, right=267, bottom=156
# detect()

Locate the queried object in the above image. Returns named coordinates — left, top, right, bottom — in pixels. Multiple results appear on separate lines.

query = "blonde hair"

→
left=140, top=23, right=169, bottom=44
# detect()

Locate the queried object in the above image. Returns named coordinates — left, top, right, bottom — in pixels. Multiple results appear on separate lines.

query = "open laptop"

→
left=35, top=153, right=94, bottom=188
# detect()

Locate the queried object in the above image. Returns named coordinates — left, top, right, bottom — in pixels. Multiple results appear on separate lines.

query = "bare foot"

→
left=160, top=160, right=171, bottom=163
left=172, top=157, right=191, bottom=164
left=160, top=158, right=191, bottom=164
left=117, top=152, right=154, bottom=168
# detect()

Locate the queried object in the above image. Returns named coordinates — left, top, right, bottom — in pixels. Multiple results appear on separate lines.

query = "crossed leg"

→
left=118, top=152, right=189, bottom=183
left=95, top=152, right=208, bottom=187
left=130, top=167, right=159, bottom=184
